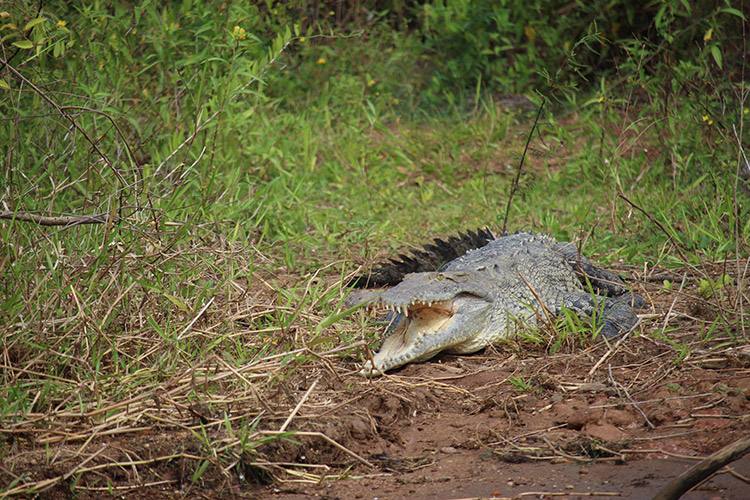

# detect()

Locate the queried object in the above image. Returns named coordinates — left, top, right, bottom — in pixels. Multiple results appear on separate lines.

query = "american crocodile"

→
left=349, top=230, right=643, bottom=377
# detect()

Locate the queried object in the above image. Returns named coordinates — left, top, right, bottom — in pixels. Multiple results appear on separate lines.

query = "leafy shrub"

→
left=417, top=0, right=747, bottom=100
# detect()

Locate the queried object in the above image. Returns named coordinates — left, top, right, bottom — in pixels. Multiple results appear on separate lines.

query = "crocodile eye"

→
left=435, top=273, right=444, bottom=281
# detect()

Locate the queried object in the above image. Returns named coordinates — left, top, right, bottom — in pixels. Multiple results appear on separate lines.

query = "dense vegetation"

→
left=1, top=0, right=748, bottom=495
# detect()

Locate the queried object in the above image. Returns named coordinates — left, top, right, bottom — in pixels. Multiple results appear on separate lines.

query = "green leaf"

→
left=191, top=460, right=210, bottom=483
left=720, top=7, right=746, bottom=20
left=12, top=39, right=32, bottom=49
left=0, top=79, right=9, bottom=90
left=163, top=293, right=189, bottom=312
left=710, top=45, right=723, bottom=69
left=23, top=17, right=46, bottom=31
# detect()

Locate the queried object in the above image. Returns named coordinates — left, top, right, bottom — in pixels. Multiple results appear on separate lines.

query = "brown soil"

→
left=3, top=265, right=750, bottom=499
left=261, top=348, right=750, bottom=499
left=272, top=458, right=750, bottom=499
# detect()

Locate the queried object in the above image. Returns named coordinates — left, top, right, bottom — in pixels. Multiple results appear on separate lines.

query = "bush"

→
left=417, top=0, right=747, bottom=100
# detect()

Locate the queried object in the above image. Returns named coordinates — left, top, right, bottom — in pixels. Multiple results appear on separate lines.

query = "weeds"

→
left=509, top=376, right=534, bottom=393
left=1, top=0, right=749, bottom=495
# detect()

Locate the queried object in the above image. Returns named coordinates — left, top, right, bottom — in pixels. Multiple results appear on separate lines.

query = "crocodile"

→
left=348, top=229, right=644, bottom=377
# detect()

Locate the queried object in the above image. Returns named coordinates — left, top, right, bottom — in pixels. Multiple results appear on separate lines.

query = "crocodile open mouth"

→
left=360, top=294, right=492, bottom=376
left=380, top=299, right=454, bottom=345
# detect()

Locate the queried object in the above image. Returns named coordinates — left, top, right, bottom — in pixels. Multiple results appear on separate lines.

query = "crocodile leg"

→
left=559, top=291, right=642, bottom=339
left=600, top=293, right=643, bottom=337
left=554, top=242, right=630, bottom=297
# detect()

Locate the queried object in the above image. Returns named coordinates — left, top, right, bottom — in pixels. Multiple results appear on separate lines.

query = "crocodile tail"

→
left=349, top=227, right=496, bottom=288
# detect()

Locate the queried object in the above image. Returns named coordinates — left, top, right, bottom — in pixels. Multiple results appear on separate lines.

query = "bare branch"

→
left=502, top=97, right=545, bottom=234
left=617, top=192, right=695, bottom=268
left=653, top=436, right=750, bottom=500
left=0, top=210, right=112, bottom=227
left=0, top=58, right=127, bottom=188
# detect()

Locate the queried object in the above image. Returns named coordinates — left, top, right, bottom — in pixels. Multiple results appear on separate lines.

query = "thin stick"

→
left=1, top=445, right=109, bottom=496
left=518, top=492, right=620, bottom=498
left=587, top=321, right=639, bottom=378
left=659, top=273, right=687, bottom=337
left=608, top=365, right=655, bottom=429
left=215, top=356, right=276, bottom=415
left=652, top=436, right=750, bottom=500
left=279, top=377, right=320, bottom=432
left=154, top=110, right=219, bottom=176
left=1, top=59, right=126, bottom=187
left=617, top=193, right=695, bottom=270
left=176, top=297, right=215, bottom=340
left=74, top=480, right=177, bottom=492
left=259, top=430, right=375, bottom=469
left=502, top=97, right=545, bottom=233
left=0, top=210, right=112, bottom=226
left=62, top=445, right=109, bottom=481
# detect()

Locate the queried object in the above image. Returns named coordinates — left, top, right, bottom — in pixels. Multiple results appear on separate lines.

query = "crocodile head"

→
left=359, top=271, right=494, bottom=377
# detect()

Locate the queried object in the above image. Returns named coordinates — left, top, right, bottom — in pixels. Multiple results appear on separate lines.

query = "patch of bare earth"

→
left=2, top=262, right=749, bottom=498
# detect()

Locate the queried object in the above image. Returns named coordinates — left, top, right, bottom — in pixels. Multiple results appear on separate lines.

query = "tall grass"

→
left=0, top=0, right=748, bottom=494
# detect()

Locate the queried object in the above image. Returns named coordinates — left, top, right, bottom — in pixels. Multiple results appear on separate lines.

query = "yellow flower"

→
left=702, top=114, right=714, bottom=126
left=231, top=25, right=247, bottom=41
left=367, top=79, right=376, bottom=87
left=56, top=19, right=66, bottom=28
left=524, top=25, right=536, bottom=44
left=316, top=57, right=326, bottom=65
left=703, top=28, right=713, bottom=42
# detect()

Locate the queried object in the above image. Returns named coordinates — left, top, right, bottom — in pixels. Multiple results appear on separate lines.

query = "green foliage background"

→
left=0, top=1, right=748, bottom=493
left=0, top=0, right=748, bottom=436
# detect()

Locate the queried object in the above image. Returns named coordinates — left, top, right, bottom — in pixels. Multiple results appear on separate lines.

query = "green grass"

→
left=1, top=0, right=748, bottom=494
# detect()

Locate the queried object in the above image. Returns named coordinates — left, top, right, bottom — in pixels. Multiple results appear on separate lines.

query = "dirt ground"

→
left=3, top=264, right=750, bottom=498
left=272, top=457, right=750, bottom=499
left=260, top=349, right=750, bottom=499
left=252, top=264, right=750, bottom=499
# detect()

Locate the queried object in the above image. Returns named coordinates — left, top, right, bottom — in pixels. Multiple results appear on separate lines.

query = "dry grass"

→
left=1, top=244, right=749, bottom=496
left=1, top=5, right=748, bottom=495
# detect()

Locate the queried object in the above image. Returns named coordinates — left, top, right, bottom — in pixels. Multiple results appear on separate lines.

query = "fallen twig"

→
left=518, top=492, right=620, bottom=498
left=652, top=436, right=750, bottom=500
left=587, top=321, right=639, bottom=378
left=259, top=430, right=375, bottom=469
left=0, top=210, right=112, bottom=227
left=279, top=377, right=320, bottom=432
